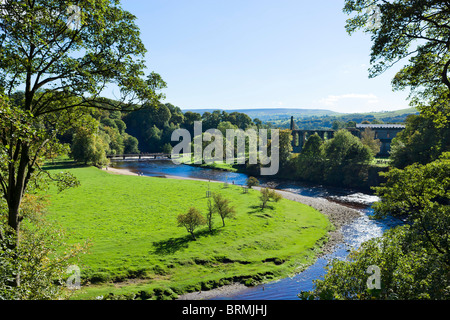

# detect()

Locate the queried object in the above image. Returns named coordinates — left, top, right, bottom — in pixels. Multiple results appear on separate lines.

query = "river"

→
left=111, top=160, right=402, bottom=300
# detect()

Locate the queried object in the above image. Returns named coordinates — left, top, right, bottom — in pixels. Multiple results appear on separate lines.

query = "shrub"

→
left=246, top=176, right=260, bottom=188
left=177, top=207, right=206, bottom=240
left=259, top=188, right=282, bottom=209
left=212, top=193, right=236, bottom=227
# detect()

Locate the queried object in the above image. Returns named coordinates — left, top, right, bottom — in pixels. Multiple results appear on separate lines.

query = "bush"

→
left=177, top=207, right=206, bottom=240
left=259, top=188, right=282, bottom=209
left=0, top=195, right=88, bottom=300
left=246, top=176, right=260, bottom=188
left=212, top=193, right=236, bottom=227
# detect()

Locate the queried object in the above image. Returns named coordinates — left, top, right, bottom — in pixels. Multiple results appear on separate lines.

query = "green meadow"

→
left=43, top=164, right=332, bottom=299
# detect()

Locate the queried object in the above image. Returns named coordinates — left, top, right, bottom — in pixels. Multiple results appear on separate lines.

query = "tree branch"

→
left=442, top=58, right=450, bottom=91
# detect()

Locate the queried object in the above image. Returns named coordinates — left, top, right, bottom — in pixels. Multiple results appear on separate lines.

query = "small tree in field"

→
left=260, top=188, right=282, bottom=209
left=246, top=176, right=260, bottom=188
left=177, top=208, right=206, bottom=240
left=360, top=128, right=381, bottom=157
left=205, top=198, right=215, bottom=232
left=212, top=193, right=235, bottom=227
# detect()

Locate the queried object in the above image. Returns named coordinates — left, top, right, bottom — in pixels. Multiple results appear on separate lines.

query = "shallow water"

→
left=113, top=160, right=402, bottom=300
left=214, top=208, right=401, bottom=300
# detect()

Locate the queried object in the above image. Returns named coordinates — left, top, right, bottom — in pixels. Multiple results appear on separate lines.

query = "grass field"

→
left=43, top=163, right=332, bottom=300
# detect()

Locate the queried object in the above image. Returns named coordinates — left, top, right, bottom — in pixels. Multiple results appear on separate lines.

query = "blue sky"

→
left=120, top=0, right=411, bottom=113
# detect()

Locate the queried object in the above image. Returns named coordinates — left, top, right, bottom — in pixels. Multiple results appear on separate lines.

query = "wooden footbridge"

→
left=107, top=153, right=173, bottom=160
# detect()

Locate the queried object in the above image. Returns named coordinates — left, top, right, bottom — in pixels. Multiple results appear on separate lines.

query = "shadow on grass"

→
left=247, top=204, right=274, bottom=214
left=152, top=235, right=191, bottom=255
left=43, top=160, right=87, bottom=171
left=152, top=228, right=221, bottom=255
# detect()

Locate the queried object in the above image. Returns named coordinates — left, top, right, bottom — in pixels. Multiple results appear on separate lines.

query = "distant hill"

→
left=273, top=107, right=419, bottom=130
left=342, top=107, right=418, bottom=121
left=181, top=107, right=418, bottom=124
left=181, top=108, right=341, bottom=121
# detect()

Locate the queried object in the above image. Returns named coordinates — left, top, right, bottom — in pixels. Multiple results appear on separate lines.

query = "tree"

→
left=177, top=207, right=206, bottom=240
left=162, top=143, right=173, bottom=155
left=0, top=0, right=165, bottom=287
left=71, top=127, right=109, bottom=166
left=389, top=114, right=450, bottom=168
left=344, top=0, right=450, bottom=127
left=360, top=128, right=381, bottom=157
left=259, top=188, right=282, bottom=209
left=301, top=154, right=450, bottom=300
left=205, top=198, right=215, bottom=233
left=183, top=111, right=202, bottom=134
left=372, top=154, right=450, bottom=268
left=302, top=133, right=323, bottom=158
left=332, top=120, right=345, bottom=131
left=294, top=134, right=324, bottom=183
left=301, top=224, right=449, bottom=300
left=246, top=176, right=260, bottom=188
left=346, top=121, right=357, bottom=128
left=323, top=130, right=373, bottom=166
left=278, top=129, right=293, bottom=170
left=212, top=193, right=235, bottom=227
left=102, top=125, right=124, bottom=155
left=322, top=130, right=373, bottom=187
left=307, top=0, right=450, bottom=300
left=1, top=194, right=88, bottom=299
left=217, top=121, right=238, bottom=136
left=123, top=134, right=140, bottom=154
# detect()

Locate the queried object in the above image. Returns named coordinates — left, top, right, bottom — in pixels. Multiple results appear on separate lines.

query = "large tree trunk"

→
left=4, top=144, right=31, bottom=288
left=8, top=205, right=21, bottom=287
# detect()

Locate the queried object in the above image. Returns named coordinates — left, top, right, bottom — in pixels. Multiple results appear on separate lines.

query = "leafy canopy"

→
left=344, top=0, right=450, bottom=126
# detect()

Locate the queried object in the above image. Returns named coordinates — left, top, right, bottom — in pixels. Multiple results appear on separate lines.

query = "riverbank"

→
left=45, top=164, right=337, bottom=300
left=176, top=189, right=361, bottom=300
left=102, top=165, right=361, bottom=300
left=103, top=166, right=361, bottom=241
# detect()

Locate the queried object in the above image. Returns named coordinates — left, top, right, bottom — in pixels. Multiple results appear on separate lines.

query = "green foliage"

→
left=0, top=0, right=165, bottom=267
left=123, top=134, right=140, bottom=154
left=246, top=176, right=260, bottom=188
left=374, top=153, right=449, bottom=216
left=291, top=130, right=374, bottom=188
left=123, top=106, right=257, bottom=154
left=162, top=143, right=173, bottom=155
left=389, top=114, right=450, bottom=169
left=0, top=94, right=81, bottom=233
left=360, top=128, right=381, bottom=157
left=292, top=133, right=324, bottom=183
left=344, top=0, right=450, bottom=127
left=278, top=130, right=293, bottom=170
left=259, top=188, right=282, bottom=209
left=217, top=121, right=238, bottom=136
left=70, top=127, right=109, bottom=167
left=301, top=133, right=323, bottom=158
left=205, top=198, right=215, bottom=233
left=0, top=195, right=88, bottom=300
left=323, top=130, right=373, bottom=166
left=301, top=225, right=449, bottom=300
left=305, top=0, right=450, bottom=301
left=212, top=193, right=236, bottom=227
left=177, top=208, right=206, bottom=240
left=123, top=103, right=182, bottom=153
left=303, top=154, right=450, bottom=300
left=43, top=166, right=331, bottom=299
